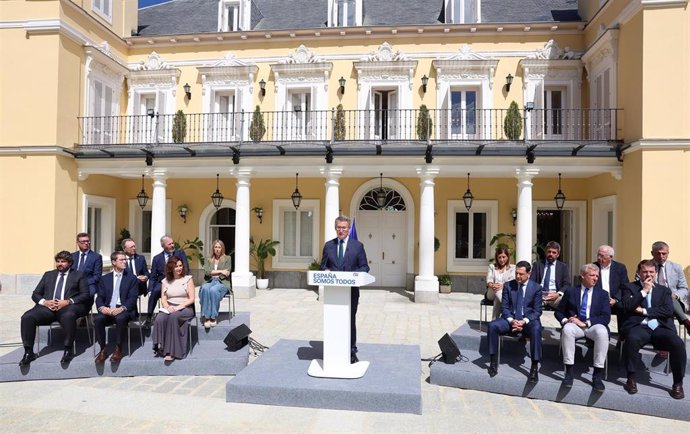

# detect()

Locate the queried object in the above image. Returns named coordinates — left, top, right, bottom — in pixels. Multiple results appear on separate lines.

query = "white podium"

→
left=307, top=270, right=375, bottom=379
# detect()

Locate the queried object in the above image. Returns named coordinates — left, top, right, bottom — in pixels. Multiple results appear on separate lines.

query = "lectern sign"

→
left=306, top=270, right=375, bottom=379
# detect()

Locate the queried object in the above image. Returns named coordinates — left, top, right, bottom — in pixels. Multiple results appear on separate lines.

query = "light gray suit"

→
left=657, top=260, right=689, bottom=319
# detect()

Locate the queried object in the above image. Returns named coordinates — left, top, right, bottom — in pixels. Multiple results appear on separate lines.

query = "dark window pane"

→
left=472, top=212, right=487, bottom=259
left=455, top=213, right=469, bottom=259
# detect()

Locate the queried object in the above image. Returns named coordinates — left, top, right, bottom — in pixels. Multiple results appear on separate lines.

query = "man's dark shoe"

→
left=350, top=352, right=359, bottom=364
left=143, top=318, right=152, bottom=328
left=110, top=346, right=123, bottom=364
left=528, top=363, right=539, bottom=383
left=18, top=351, right=37, bottom=367
left=488, top=362, right=498, bottom=377
left=671, top=383, right=685, bottom=400
left=60, top=348, right=74, bottom=364
left=592, top=373, right=606, bottom=392
left=562, top=365, right=574, bottom=388
left=625, top=377, right=638, bottom=395
left=94, top=349, right=108, bottom=364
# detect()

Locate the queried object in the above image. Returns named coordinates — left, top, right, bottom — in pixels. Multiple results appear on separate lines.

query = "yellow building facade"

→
left=1, top=0, right=688, bottom=301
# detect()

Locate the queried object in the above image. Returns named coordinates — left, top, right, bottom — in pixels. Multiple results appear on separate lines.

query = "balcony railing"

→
left=78, top=108, right=620, bottom=146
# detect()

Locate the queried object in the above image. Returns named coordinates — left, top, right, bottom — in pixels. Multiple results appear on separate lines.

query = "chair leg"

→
left=35, top=326, right=41, bottom=354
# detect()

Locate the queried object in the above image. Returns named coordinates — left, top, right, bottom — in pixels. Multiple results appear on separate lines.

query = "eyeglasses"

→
left=78, top=240, right=91, bottom=244
left=336, top=226, right=349, bottom=231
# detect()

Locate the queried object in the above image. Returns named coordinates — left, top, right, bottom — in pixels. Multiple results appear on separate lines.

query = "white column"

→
left=515, top=168, right=538, bottom=263
left=414, top=168, right=439, bottom=303
left=231, top=171, right=256, bottom=298
left=150, top=171, right=167, bottom=257
left=322, top=168, right=342, bottom=243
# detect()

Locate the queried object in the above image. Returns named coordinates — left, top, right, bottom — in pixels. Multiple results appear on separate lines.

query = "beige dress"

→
left=152, top=275, right=195, bottom=359
left=485, top=264, right=516, bottom=320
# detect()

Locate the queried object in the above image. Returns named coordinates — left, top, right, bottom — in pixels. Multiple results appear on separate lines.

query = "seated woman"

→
left=199, top=239, right=231, bottom=328
left=485, top=247, right=516, bottom=320
left=153, top=256, right=196, bottom=362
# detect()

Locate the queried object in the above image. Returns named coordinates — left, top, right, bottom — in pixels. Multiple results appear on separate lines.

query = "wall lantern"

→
left=462, top=173, right=474, bottom=211
left=183, top=83, right=191, bottom=100
left=291, top=173, right=302, bottom=210
left=136, top=175, right=149, bottom=209
left=211, top=174, right=224, bottom=209
left=178, top=205, right=188, bottom=223
left=505, top=74, right=513, bottom=92
left=259, top=79, right=266, bottom=97
left=375, top=173, right=386, bottom=209
left=554, top=173, right=566, bottom=210
left=338, top=76, right=346, bottom=94
left=421, top=75, right=429, bottom=93
left=253, top=207, right=264, bottom=224
left=511, top=208, right=517, bottom=225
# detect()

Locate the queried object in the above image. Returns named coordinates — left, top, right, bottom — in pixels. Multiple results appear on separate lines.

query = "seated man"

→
left=19, top=251, right=90, bottom=366
left=651, top=241, right=690, bottom=334
left=487, top=261, right=543, bottom=382
left=94, top=251, right=138, bottom=364
left=620, top=260, right=686, bottom=400
left=555, top=264, right=611, bottom=391
left=146, top=235, right=188, bottom=327
left=530, top=241, right=571, bottom=309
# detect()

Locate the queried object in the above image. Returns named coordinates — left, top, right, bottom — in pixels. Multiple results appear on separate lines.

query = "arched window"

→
left=359, top=188, right=406, bottom=211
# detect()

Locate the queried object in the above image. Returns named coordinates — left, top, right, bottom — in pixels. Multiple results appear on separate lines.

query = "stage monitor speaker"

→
left=224, top=324, right=251, bottom=351
left=438, top=333, right=461, bottom=364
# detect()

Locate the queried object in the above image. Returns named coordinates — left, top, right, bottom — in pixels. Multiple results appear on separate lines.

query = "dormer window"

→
left=219, top=0, right=250, bottom=32
left=328, top=0, right=362, bottom=27
left=444, top=0, right=480, bottom=24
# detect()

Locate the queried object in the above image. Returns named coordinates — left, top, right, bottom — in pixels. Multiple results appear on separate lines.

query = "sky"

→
left=139, top=0, right=170, bottom=8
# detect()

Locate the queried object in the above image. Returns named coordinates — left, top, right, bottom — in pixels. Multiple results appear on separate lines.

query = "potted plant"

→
left=250, top=237, right=279, bottom=289
left=172, top=109, right=187, bottom=143
left=249, top=105, right=266, bottom=143
left=503, top=101, right=522, bottom=140
left=416, top=104, right=433, bottom=141
left=334, top=104, right=346, bottom=140
left=439, top=274, right=452, bottom=293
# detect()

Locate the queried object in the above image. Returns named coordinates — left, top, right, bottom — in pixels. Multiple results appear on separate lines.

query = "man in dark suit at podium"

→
left=320, top=215, right=369, bottom=364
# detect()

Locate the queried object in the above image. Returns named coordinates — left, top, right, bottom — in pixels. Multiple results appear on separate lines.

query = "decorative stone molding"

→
left=582, top=29, right=619, bottom=78
left=128, top=52, right=180, bottom=89
left=271, top=46, right=332, bottom=92
left=433, top=45, right=498, bottom=89
left=520, top=59, right=583, bottom=89
left=527, top=39, right=582, bottom=60
left=280, top=45, right=323, bottom=64
left=134, top=52, right=173, bottom=71
left=354, top=42, right=417, bottom=90
left=198, top=53, right=258, bottom=94
left=445, top=44, right=492, bottom=61
left=363, top=42, right=409, bottom=62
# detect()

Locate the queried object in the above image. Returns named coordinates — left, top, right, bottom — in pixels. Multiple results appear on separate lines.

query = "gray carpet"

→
left=430, top=322, right=689, bottom=421
left=226, top=339, right=422, bottom=414
left=0, top=313, right=250, bottom=382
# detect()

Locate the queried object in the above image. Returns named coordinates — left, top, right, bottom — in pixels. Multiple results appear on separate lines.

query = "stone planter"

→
left=439, top=284, right=452, bottom=294
left=256, top=278, right=269, bottom=289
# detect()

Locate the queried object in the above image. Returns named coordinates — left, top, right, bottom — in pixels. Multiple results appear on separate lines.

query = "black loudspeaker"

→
left=224, top=324, right=251, bottom=351
left=438, top=333, right=461, bottom=364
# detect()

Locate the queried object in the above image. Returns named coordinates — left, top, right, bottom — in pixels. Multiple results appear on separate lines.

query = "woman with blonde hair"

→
left=199, top=239, right=232, bottom=328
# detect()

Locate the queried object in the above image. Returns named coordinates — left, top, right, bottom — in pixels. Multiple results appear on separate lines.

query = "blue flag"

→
left=349, top=218, right=358, bottom=241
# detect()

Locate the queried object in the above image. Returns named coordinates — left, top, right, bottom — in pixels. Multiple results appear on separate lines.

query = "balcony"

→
left=77, top=108, right=622, bottom=159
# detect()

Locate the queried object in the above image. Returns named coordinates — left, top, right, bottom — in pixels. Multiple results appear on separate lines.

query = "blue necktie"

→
left=543, top=261, right=553, bottom=290
left=516, top=283, right=524, bottom=320
left=78, top=252, right=86, bottom=271
left=579, top=288, right=589, bottom=321
left=53, top=273, right=66, bottom=299
left=646, top=292, right=658, bottom=330
left=337, top=239, right=344, bottom=264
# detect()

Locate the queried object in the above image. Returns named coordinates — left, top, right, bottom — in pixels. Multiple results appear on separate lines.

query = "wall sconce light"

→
left=253, top=207, right=264, bottom=224
left=524, top=101, right=535, bottom=111
left=505, top=74, right=513, bottom=92
left=136, top=174, right=149, bottom=209
left=259, top=79, right=266, bottom=97
left=375, top=173, right=386, bottom=209
left=554, top=173, right=566, bottom=210
left=291, top=173, right=302, bottom=210
left=462, top=173, right=474, bottom=211
left=339, top=76, right=346, bottom=94
left=211, top=174, right=224, bottom=209
left=146, top=108, right=155, bottom=118
left=421, top=75, right=429, bottom=93
left=178, top=205, right=188, bottom=223
left=183, top=83, right=191, bottom=100
left=511, top=208, right=517, bottom=225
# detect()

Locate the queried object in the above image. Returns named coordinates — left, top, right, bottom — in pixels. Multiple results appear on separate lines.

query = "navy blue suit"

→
left=487, top=279, right=543, bottom=361
left=20, top=270, right=90, bottom=350
left=94, top=271, right=138, bottom=348
left=124, top=254, right=150, bottom=296
left=320, top=237, right=369, bottom=351
left=555, top=286, right=611, bottom=331
left=148, top=249, right=189, bottom=317
left=530, top=259, right=571, bottom=292
left=619, top=281, right=686, bottom=383
left=71, top=250, right=103, bottom=298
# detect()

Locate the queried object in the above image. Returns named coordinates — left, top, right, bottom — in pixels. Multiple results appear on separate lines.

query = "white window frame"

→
left=128, top=198, right=172, bottom=263
left=219, top=0, right=250, bottom=32
left=591, top=195, right=617, bottom=260
left=328, top=0, right=362, bottom=27
left=445, top=0, right=481, bottom=24
left=82, top=195, right=116, bottom=265
left=448, top=86, right=481, bottom=139
left=92, top=0, right=112, bottom=23
left=447, top=199, right=498, bottom=272
left=271, top=199, right=321, bottom=269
